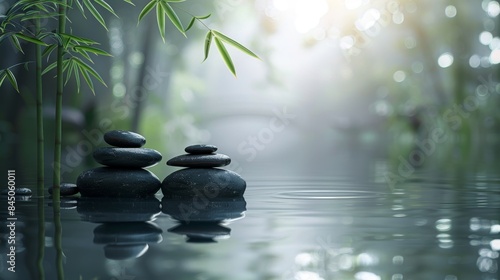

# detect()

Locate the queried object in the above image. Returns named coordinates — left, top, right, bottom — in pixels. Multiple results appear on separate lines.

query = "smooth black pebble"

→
left=93, top=147, right=162, bottom=168
left=167, top=153, right=231, bottom=168
left=104, top=130, right=146, bottom=148
left=49, top=183, right=79, bottom=196
left=185, top=144, right=218, bottom=154
left=161, top=168, right=246, bottom=198
left=2, top=187, right=32, bottom=196
left=77, top=167, right=161, bottom=198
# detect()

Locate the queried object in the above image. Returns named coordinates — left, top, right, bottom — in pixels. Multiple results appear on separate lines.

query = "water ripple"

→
left=274, top=189, right=383, bottom=200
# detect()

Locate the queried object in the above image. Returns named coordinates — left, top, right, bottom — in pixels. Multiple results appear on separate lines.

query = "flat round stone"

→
left=104, top=130, right=146, bottom=148
left=161, top=168, right=246, bottom=198
left=77, top=167, right=161, bottom=198
left=93, top=147, right=162, bottom=168
left=167, top=153, right=230, bottom=168
left=185, top=144, right=218, bottom=154
left=2, top=187, right=32, bottom=196
left=49, top=183, right=79, bottom=196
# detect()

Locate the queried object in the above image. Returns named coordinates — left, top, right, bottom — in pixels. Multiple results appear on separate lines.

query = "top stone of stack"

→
left=104, top=130, right=146, bottom=148
left=184, top=144, right=217, bottom=154
left=167, top=144, right=230, bottom=168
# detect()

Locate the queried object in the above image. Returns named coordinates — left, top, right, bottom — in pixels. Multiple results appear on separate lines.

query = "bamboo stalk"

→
left=35, top=15, right=46, bottom=280
left=54, top=1, right=67, bottom=279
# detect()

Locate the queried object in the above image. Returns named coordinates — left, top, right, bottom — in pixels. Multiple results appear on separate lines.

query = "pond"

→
left=1, top=135, right=500, bottom=280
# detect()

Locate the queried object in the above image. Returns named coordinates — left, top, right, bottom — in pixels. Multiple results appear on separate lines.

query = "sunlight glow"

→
left=356, top=9, right=381, bottom=31
left=272, top=0, right=329, bottom=33
left=345, top=0, right=367, bottom=10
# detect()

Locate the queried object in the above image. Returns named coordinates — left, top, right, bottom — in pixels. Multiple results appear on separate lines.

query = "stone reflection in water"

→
left=93, top=222, right=162, bottom=260
left=77, top=197, right=162, bottom=259
left=162, top=196, right=246, bottom=243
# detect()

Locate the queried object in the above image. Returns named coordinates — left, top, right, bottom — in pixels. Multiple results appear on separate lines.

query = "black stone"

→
left=77, top=167, right=161, bottom=198
left=104, top=130, right=146, bottom=148
left=49, top=183, right=79, bottom=196
left=167, top=153, right=231, bottom=168
left=162, top=197, right=246, bottom=223
left=161, top=168, right=246, bottom=198
left=185, top=144, right=218, bottom=154
left=77, top=197, right=161, bottom=222
left=2, top=187, right=32, bottom=196
left=93, top=147, right=162, bottom=168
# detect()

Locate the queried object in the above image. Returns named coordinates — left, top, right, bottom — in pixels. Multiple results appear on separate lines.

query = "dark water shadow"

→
left=161, top=196, right=246, bottom=243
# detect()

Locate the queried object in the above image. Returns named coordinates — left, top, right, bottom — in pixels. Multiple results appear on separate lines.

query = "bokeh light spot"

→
left=445, top=5, right=457, bottom=18
left=393, top=71, right=406, bottom=83
left=438, top=52, right=454, bottom=68
left=480, top=31, right=493, bottom=45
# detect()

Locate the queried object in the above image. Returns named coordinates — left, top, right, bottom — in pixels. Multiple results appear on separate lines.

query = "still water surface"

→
left=2, top=167, right=499, bottom=280
left=2, top=116, right=500, bottom=280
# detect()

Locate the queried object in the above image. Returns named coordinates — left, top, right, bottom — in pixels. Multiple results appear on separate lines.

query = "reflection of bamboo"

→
left=54, top=203, right=64, bottom=280
left=37, top=195, right=45, bottom=280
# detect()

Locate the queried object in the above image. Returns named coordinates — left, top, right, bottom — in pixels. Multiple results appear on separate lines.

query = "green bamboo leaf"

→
left=74, top=62, right=81, bottom=93
left=203, top=31, right=212, bottom=62
left=5, top=69, right=19, bottom=92
left=9, top=35, right=24, bottom=54
left=74, top=57, right=107, bottom=87
left=21, top=10, right=46, bottom=21
left=62, top=58, right=71, bottom=73
left=166, top=0, right=185, bottom=2
left=93, top=0, right=118, bottom=18
left=0, top=32, right=11, bottom=44
left=123, top=0, right=135, bottom=5
left=156, top=4, right=166, bottom=43
left=195, top=14, right=211, bottom=20
left=160, top=1, right=185, bottom=37
left=79, top=64, right=95, bottom=94
left=138, top=0, right=156, bottom=23
left=75, top=0, right=86, bottom=18
left=83, top=0, right=108, bottom=30
left=60, top=33, right=99, bottom=45
left=16, top=33, right=49, bottom=46
left=74, top=45, right=111, bottom=56
left=185, top=17, right=195, bottom=32
left=42, top=44, right=57, bottom=61
left=74, top=47, right=94, bottom=63
left=214, top=37, right=236, bottom=77
left=42, top=61, right=57, bottom=75
left=212, top=30, right=259, bottom=59
left=0, top=71, right=7, bottom=88
left=65, top=59, right=75, bottom=85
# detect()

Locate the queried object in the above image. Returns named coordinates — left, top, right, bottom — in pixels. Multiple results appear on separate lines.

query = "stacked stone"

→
left=77, top=130, right=162, bottom=198
left=161, top=144, right=246, bottom=198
